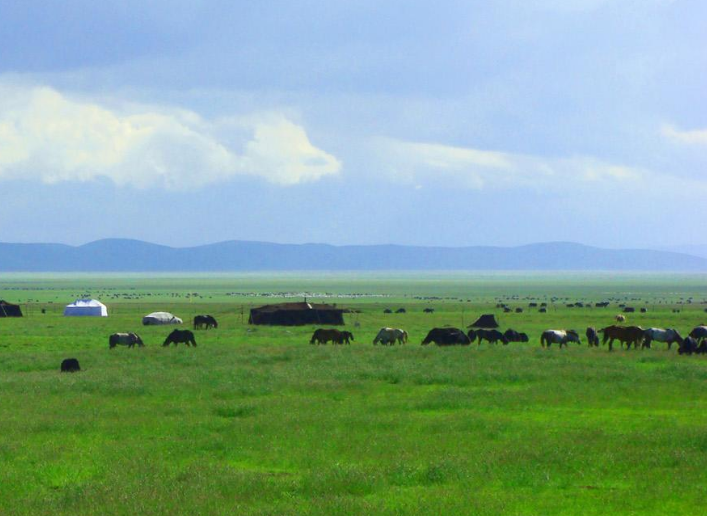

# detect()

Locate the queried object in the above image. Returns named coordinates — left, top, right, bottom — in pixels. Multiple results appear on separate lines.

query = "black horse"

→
left=474, top=329, right=509, bottom=345
left=163, top=329, right=197, bottom=347
left=193, top=315, right=218, bottom=330
left=586, top=327, right=600, bottom=347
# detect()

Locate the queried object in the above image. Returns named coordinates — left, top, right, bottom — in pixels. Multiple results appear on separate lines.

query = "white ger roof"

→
left=66, top=299, right=106, bottom=308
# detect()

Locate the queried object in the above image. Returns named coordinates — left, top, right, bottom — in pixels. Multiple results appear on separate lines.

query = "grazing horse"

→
left=540, top=330, right=580, bottom=348
left=474, top=329, right=509, bottom=345
left=586, top=327, right=600, bottom=347
left=689, top=326, right=707, bottom=343
left=163, top=329, right=197, bottom=347
left=599, top=325, right=644, bottom=351
left=193, top=315, right=218, bottom=330
left=679, top=337, right=699, bottom=355
left=615, top=314, right=626, bottom=323
left=339, top=331, right=354, bottom=344
left=310, top=328, right=349, bottom=345
left=373, top=327, right=408, bottom=345
left=643, top=328, right=683, bottom=350
left=422, top=328, right=470, bottom=346
left=109, top=332, right=144, bottom=349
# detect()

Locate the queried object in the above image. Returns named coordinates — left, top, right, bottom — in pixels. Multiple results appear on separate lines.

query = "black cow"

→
left=422, top=328, right=471, bottom=346
left=60, top=358, right=81, bottom=373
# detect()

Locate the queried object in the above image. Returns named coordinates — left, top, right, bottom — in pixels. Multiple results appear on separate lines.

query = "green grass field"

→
left=2, top=273, right=707, bottom=515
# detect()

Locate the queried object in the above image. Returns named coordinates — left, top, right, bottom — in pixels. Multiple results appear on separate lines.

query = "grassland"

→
left=1, top=272, right=707, bottom=515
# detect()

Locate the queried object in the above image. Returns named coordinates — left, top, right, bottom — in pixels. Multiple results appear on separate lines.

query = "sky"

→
left=0, top=0, right=705, bottom=249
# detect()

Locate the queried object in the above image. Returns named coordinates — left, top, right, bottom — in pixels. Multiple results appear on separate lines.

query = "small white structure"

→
left=142, top=311, right=183, bottom=326
left=64, top=299, right=108, bottom=317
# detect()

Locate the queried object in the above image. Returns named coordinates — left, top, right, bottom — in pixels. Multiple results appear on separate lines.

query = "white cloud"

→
left=662, top=124, right=707, bottom=146
left=0, top=84, right=341, bottom=188
left=375, top=138, right=699, bottom=194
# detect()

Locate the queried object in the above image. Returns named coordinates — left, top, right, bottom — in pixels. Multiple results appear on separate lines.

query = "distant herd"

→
left=58, top=314, right=707, bottom=372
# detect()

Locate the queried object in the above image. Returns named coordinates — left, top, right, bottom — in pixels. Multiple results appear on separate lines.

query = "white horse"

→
left=540, top=330, right=580, bottom=348
left=373, top=327, right=408, bottom=345
left=643, top=328, right=683, bottom=350
left=109, top=332, right=144, bottom=349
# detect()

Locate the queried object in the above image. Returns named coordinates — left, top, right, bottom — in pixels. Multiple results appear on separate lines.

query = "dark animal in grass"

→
left=515, top=308, right=523, bottom=313
left=585, top=327, right=600, bottom=347
left=383, top=309, right=393, bottom=314
left=109, top=332, right=144, bottom=349
left=689, top=326, right=707, bottom=342
left=539, top=308, right=547, bottom=313
left=421, top=328, right=470, bottom=346
left=696, top=339, right=707, bottom=355
left=640, top=308, right=648, bottom=313
left=310, top=328, right=353, bottom=345
left=503, top=329, right=527, bottom=343
left=475, top=329, right=509, bottom=345
left=679, top=337, right=698, bottom=355
left=599, top=325, right=644, bottom=351
left=423, top=308, right=435, bottom=313
left=529, top=303, right=538, bottom=307
left=540, top=330, right=581, bottom=348
left=395, top=308, right=406, bottom=314
left=60, top=358, right=81, bottom=373
left=163, top=329, right=197, bottom=347
left=623, top=307, right=635, bottom=313
left=193, top=315, right=218, bottom=330
left=643, top=328, right=683, bottom=350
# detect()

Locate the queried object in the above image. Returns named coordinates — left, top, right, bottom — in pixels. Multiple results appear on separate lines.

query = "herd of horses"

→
left=306, top=324, right=707, bottom=355
left=103, top=311, right=707, bottom=356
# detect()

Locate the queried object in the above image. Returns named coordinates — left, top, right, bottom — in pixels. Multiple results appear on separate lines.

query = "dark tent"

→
left=468, top=314, right=499, bottom=329
left=0, top=300, right=23, bottom=317
left=249, top=302, right=345, bottom=326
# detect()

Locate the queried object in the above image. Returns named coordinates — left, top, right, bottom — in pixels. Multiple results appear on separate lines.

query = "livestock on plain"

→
left=540, top=330, right=580, bottom=348
left=422, top=328, right=470, bottom=346
left=310, top=329, right=353, bottom=345
left=373, top=327, right=408, bottom=345
left=643, top=328, right=683, bottom=350
left=109, top=332, right=144, bottom=349
left=474, top=329, right=508, bottom=345
left=599, top=325, right=644, bottom=351
left=689, top=326, right=707, bottom=342
left=163, top=329, right=197, bottom=347
left=60, top=358, right=81, bottom=372
left=193, top=315, right=218, bottom=330
left=586, top=327, right=600, bottom=347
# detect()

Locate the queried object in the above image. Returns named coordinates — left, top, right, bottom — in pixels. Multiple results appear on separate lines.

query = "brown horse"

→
left=599, top=325, right=644, bottom=351
left=310, top=329, right=353, bottom=345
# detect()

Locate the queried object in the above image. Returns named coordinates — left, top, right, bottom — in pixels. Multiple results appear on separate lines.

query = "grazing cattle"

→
left=503, top=329, right=528, bottom=343
left=615, top=314, right=626, bottom=323
left=515, top=308, right=523, bottom=313
left=596, top=302, right=610, bottom=308
left=373, top=327, right=408, bottom=345
left=586, top=327, right=600, bottom=347
left=540, top=330, right=580, bottom=348
left=529, top=303, right=538, bottom=307
left=539, top=308, right=547, bottom=313
left=193, top=315, right=218, bottom=330
left=697, top=340, right=707, bottom=355
left=423, top=308, right=435, bottom=313
left=60, top=358, right=80, bottom=373
left=395, top=308, right=406, bottom=314
left=310, top=328, right=353, bottom=345
left=163, top=329, right=197, bottom=347
left=474, top=329, right=509, bottom=345
left=623, top=307, right=635, bottom=313
left=383, top=309, right=393, bottom=314
left=599, top=325, right=644, bottom=351
left=689, top=326, right=707, bottom=342
left=422, top=328, right=471, bottom=346
left=640, top=308, right=648, bottom=313
left=643, top=328, right=683, bottom=350
left=679, top=337, right=698, bottom=355
left=109, top=332, right=144, bottom=349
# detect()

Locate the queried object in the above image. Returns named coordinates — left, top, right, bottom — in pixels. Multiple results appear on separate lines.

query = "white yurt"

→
left=64, top=299, right=108, bottom=317
left=142, top=312, right=183, bottom=326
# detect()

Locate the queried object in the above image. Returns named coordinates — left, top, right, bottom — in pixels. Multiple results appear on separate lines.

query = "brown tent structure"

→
left=249, top=302, right=345, bottom=326
left=468, top=313, right=499, bottom=328
left=0, top=300, right=23, bottom=317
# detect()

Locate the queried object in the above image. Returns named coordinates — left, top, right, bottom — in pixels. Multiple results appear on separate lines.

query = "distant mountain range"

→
left=0, top=239, right=706, bottom=272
